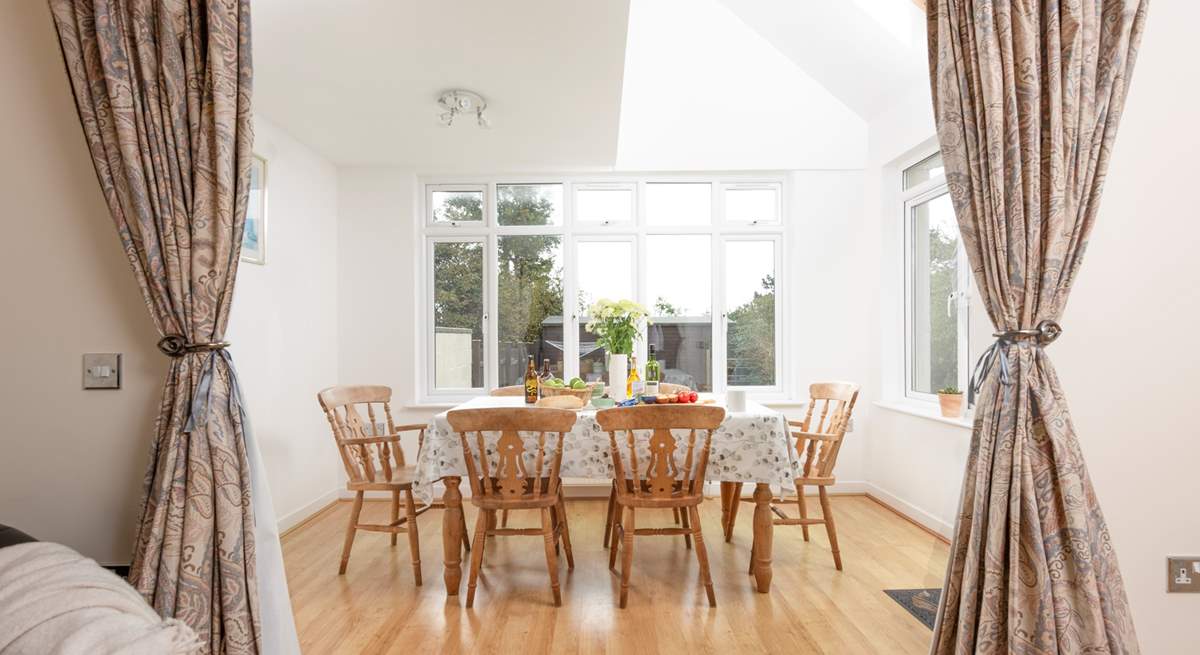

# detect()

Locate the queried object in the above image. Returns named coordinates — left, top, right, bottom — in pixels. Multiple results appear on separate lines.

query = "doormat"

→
left=883, top=588, right=941, bottom=629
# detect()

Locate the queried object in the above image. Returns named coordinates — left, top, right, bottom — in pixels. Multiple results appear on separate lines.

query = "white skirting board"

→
left=277, top=488, right=341, bottom=533
left=862, top=482, right=954, bottom=539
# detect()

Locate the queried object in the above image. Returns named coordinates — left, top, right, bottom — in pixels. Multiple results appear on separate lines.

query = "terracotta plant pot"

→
left=937, top=392, right=964, bottom=418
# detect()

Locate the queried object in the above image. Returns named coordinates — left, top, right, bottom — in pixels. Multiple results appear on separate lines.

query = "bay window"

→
left=420, top=175, right=787, bottom=402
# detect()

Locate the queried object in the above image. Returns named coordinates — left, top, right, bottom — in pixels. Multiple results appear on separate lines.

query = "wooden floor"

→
left=282, top=495, right=948, bottom=654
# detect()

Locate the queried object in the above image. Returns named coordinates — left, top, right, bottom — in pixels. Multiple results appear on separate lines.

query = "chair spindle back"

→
left=446, top=408, right=578, bottom=502
left=595, top=405, right=726, bottom=500
left=791, top=382, right=859, bottom=480
left=318, top=385, right=419, bottom=485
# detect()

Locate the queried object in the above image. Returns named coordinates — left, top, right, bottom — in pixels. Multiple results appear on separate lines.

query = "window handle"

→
left=946, top=291, right=967, bottom=317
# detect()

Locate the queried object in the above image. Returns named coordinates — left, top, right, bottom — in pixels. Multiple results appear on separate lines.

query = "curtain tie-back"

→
left=968, top=320, right=1063, bottom=404
left=157, top=334, right=231, bottom=357
left=155, top=335, right=239, bottom=432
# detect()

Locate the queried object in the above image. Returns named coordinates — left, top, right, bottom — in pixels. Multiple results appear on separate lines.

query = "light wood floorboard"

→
left=283, top=496, right=947, bottom=654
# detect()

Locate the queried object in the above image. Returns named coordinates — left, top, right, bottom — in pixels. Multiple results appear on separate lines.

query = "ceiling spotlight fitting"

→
left=438, top=90, right=490, bottom=128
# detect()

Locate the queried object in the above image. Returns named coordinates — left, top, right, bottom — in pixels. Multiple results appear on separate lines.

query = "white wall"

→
left=227, top=116, right=342, bottom=531
left=0, top=1, right=161, bottom=565
left=862, top=4, right=1200, bottom=651
left=336, top=168, right=426, bottom=475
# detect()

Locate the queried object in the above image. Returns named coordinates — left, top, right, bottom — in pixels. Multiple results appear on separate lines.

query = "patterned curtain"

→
left=926, top=1, right=1147, bottom=653
left=46, top=2, right=284, bottom=653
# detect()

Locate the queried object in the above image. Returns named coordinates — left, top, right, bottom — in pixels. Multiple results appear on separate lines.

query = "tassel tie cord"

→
left=968, top=320, right=1063, bottom=405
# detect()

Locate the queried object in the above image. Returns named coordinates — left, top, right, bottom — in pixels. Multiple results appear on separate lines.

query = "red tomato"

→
left=677, top=391, right=688, bottom=404
left=689, top=391, right=698, bottom=403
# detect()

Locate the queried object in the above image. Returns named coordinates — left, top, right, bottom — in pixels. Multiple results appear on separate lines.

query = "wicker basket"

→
left=539, top=383, right=596, bottom=403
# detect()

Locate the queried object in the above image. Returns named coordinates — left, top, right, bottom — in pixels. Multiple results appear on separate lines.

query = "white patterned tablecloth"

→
left=413, top=395, right=799, bottom=506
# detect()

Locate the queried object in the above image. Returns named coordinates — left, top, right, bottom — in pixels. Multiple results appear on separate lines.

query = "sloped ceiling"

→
left=252, top=0, right=925, bottom=172
left=615, top=0, right=865, bottom=171
left=716, top=0, right=929, bottom=119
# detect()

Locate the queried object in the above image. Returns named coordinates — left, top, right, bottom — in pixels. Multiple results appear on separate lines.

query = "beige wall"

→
left=0, top=2, right=161, bottom=564
left=0, top=3, right=342, bottom=562
left=1056, top=3, right=1200, bottom=649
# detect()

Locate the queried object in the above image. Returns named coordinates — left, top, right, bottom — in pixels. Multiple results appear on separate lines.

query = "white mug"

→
left=726, top=389, right=747, bottom=412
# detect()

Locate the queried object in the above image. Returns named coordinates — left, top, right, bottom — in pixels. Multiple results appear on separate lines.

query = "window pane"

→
left=432, top=241, right=484, bottom=388
left=431, top=190, right=483, bottom=223
left=647, top=235, right=712, bottom=391
left=497, top=184, right=563, bottom=226
left=646, top=183, right=711, bottom=226
left=497, top=235, right=564, bottom=386
left=576, top=186, right=633, bottom=224
left=903, top=153, right=945, bottom=190
left=910, top=192, right=959, bottom=394
left=725, top=241, right=776, bottom=387
left=576, top=241, right=634, bottom=383
left=725, top=186, right=779, bottom=224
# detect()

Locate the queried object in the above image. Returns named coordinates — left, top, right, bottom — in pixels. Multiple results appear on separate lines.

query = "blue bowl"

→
left=640, top=395, right=658, bottom=404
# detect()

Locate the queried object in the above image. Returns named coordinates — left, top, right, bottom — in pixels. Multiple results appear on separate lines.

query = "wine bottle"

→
left=523, top=356, right=538, bottom=404
left=645, top=345, right=661, bottom=396
left=626, top=355, right=642, bottom=399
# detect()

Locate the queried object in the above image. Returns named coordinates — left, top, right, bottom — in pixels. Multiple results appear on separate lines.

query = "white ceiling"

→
left=252, top=0, right=927, bottom=172
left=716, top=0, right=928, bottom=119
left=252, top=0, right=631, bottom=171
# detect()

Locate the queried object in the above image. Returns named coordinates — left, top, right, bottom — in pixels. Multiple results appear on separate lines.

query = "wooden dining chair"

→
left=595, top=404, right=726, bottom=608
left=447, top=407, right=578, bottom=607
left=727, top=382, right=859, bottom=571
left=318, top=385, right=467, bottom=583
left=599, top=384, right=694, bottom=547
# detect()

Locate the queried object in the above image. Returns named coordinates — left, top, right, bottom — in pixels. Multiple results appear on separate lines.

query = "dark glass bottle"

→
left=523, top=356, right=538, bottom=404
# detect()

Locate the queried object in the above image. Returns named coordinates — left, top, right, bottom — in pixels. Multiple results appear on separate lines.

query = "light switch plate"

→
left=83, top=353, right=122, bottom=389
left=1167, top=556, right=1200, bottom=593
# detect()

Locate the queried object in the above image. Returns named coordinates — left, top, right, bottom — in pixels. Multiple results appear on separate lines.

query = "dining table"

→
left=413, top=394, right=802, bottom=595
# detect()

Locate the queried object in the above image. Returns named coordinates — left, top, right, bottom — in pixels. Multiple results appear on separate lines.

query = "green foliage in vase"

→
left=937, top=385, right=962, bottom=395
left=585, top=298, right=649, bottom=356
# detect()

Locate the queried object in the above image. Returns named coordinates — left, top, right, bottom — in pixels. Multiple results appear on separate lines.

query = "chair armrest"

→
left=790, top=430, right=838, bottom=442
left=337, top=435, right=402, bottom=446
left=392, top=423, right=428, bottom=433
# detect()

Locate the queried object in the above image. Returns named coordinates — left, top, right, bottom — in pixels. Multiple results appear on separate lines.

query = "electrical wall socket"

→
left=82, top=353, right=122, bottom=389
left=1166, top=556, right=1200, bottom=593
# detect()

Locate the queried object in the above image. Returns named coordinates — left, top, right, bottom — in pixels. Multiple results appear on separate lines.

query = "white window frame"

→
left=425, top=235, right=490, bottom=398
left=721, top=182, right=783, bottom=226
left=425, top=183, right=489, bottom=227
left=418, top=173, right=789, bottom=404
left=900, top=157, right=972, bottom=403
left=573, top=182, right=636, bottom=227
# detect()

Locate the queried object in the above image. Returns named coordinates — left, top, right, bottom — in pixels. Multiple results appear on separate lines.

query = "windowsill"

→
left=874, top=399, right=973, bottom=429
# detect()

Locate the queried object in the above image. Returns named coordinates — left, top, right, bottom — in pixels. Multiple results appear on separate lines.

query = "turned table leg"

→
left=751, top=483, right=774, bottom=593
left=442, top=476, right=464, bottom=596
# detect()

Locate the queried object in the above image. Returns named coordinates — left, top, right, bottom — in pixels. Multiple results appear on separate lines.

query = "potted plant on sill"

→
left=937, top=385, right=964, bottom=418
left=585, top=298, right=648, bottom=401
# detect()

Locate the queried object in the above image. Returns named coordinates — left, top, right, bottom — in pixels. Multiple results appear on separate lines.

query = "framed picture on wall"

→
left=241, top=154, right=267, bottom=265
